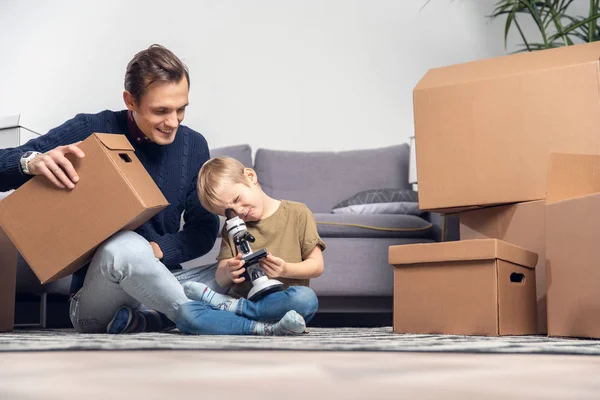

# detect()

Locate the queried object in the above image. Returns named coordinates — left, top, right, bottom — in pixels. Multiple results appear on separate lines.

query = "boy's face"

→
left=215, top=170, right=264, bottom=222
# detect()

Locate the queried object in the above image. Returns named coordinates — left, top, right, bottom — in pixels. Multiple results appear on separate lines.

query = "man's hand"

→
left=28, top=143, right=85, bottom=189
left=150, top=242, right=163, bottom=260
left=259, top=253, right=287, bottom=279
left=225, top=253, right=246, bottom=284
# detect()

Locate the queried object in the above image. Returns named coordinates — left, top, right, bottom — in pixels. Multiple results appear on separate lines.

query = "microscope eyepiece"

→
left=225, top=208, right=236, bottom=220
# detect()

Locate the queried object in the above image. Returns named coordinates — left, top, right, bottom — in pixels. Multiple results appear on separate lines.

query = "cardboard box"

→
left=0, top=114, right=41, bottom=148
left=546, top=153, right=600, bottom=338
left=413, top=41, right=600, bottom=212
left=0, top=114, right=41, bottom=200
left=0, top=226, right=17, bottom=332
left=389, top=239, right=538, bottom=336
left=0, top=133, right=169, bottom=284
left=459, top=200, right=547, bottom=334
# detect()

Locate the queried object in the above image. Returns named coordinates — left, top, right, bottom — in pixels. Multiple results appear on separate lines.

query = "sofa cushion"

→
left=254, top=144, right=411, bottom=213
left=332, top=202, right=422, bottom=215
left=314, top=213, right=433, bottom=239
left=332, top=188, right=422, bottom=216
left=209, top=144, right=253, bottom=167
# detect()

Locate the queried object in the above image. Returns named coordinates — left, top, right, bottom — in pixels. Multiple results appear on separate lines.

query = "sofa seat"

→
left=308, top=237, right=435, bottom=298
left=314, top=213, right=433, bottom=239
left=16, top=254, right=71, bottom=295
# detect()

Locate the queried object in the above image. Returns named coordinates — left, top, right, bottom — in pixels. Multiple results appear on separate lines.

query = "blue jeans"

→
left=237, top=286, right=318, bottom=322
left=175, top=286, right=319, bottom=335
left=70, top=231, right=192, bottom=333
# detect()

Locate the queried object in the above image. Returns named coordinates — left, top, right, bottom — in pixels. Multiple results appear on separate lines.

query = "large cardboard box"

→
left=0, top=133, right=169, bottom=284
left=414, top=41, right=600, bottom=212
left=0, top=226, right=17, bottom=332
left=389, top=239, right=538, bottom=336
left=459, top=200, right=547, bottom=334
left=546, top=153, right=600, bottom=338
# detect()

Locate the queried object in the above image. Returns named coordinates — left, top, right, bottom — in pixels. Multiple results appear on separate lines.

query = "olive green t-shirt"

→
left=217, top=200, right=326, bottom=298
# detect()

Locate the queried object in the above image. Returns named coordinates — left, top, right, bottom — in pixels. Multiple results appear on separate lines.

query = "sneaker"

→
left=107, top=306, right=138, bottom=334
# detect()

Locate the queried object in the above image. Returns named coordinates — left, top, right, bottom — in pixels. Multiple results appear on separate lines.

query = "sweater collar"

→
left=127, top=111, right=151, bottom=144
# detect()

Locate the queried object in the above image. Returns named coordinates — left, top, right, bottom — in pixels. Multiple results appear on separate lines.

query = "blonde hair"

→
left=197, top=157, right=251, bottom=214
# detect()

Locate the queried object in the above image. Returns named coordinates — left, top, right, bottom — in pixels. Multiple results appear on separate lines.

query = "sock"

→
left=183, top=281, right=239, bottom=312
left=253, top=310, right=306, bottom=336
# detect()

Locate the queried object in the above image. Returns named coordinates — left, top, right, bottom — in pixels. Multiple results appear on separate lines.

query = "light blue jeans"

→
left=69, top=231, right=318, bottom=334
left=176, top=286, right=318, bottom=335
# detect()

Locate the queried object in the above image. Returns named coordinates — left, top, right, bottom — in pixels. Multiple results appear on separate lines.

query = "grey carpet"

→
left=2, top=327, right=600, bottom=355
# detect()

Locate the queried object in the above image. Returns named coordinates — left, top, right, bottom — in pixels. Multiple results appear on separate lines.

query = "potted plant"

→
left=490, top=0, right=600, bottom=52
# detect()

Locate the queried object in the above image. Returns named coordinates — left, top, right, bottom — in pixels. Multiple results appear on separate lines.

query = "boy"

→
left=182, top=156, right=326, bottom=330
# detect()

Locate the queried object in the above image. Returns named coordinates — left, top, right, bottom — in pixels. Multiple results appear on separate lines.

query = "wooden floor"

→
left=1, top=350, right=599, bottom=399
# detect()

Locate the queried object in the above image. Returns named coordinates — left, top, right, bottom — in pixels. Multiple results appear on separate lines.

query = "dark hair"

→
left=124, top=44, right=190, bottom=102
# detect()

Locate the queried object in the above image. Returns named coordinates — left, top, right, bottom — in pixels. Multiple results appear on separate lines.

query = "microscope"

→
left=224, top=209, right=284, bottom=300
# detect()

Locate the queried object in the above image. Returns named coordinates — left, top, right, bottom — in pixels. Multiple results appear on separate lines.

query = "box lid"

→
left=389, top=239, right=537, bottom=269
left=0, top=115, right=21, bottom=130
left=415, top=41, right=600, bottom=91
left=0, top=114, right=38, bottom=131
left=546, top=152, right=600, bottom=204
left=94, top=133, right=135, bottom=151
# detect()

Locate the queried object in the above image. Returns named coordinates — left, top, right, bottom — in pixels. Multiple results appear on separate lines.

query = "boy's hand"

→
left=259, top=253, right=286, bottom=279
left=226, top=253, right=246, bottom=284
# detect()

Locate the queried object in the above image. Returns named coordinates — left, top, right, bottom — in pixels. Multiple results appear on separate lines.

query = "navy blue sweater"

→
left=0, top=110, right=219, bottom=293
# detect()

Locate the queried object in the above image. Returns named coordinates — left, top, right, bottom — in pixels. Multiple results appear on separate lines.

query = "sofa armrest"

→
left=424, top=213, right=460, bottom=242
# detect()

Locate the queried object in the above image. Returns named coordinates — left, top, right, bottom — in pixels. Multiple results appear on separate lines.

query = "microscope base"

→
left=248, top=277, right=284, bottom=301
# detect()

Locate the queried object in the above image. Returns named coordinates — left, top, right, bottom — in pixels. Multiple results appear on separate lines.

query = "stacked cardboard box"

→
left=0, top=226, right=17, bottom=332
left=389, top=239, right=537, bottom=336
left=389, top=41, right=600, bottom=337
left=544, top=153, right=600, bottom=338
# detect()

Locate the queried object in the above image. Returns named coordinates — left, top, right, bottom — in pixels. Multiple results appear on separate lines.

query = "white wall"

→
left=0, top=0, right=511, bottom=152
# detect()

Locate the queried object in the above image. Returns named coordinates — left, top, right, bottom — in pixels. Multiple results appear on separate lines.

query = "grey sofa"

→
left=184, top=143, right=457, bottom=313
left=14, top=143, right=458, bottom=325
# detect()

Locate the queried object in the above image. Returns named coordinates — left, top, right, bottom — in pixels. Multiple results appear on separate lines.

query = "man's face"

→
left=124, top=77, right=189, bottom=145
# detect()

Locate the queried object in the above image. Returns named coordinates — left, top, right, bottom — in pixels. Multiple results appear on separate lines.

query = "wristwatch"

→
left=20, top=151, right=41, bottom=175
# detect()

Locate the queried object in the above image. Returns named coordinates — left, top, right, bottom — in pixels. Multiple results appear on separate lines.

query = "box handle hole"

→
left=119, top=153, right=132, bottom=163
left=510, top=273, right=525, bottom=284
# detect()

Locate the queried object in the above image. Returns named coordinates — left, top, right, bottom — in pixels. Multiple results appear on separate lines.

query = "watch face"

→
left=23, top=151, right=34, bottom=158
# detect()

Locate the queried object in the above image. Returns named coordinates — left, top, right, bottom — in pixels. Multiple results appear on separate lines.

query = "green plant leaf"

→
left=491, top=0, right=600, bottom=51
left=548, top=13, right=600, bottom=41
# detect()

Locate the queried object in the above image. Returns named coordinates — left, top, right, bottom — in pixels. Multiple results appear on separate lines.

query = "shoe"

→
left=106, top=306, right=135, bottom=334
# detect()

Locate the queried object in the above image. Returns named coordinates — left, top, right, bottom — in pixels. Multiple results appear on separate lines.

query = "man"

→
left=0, top=44, right=219, bottom=333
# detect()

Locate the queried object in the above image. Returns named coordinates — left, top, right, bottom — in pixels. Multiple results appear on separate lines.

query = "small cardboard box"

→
left=546, top=153, right=600, bottom=339
left=413, top=41, right=600, bottom=212
left=459, top=200, right=547, bottom=334
left=0, top=226, right=17, bottom=332
left=0, top=133, right=169, bottom=284
left=389, top=239, right=538, bottom=336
